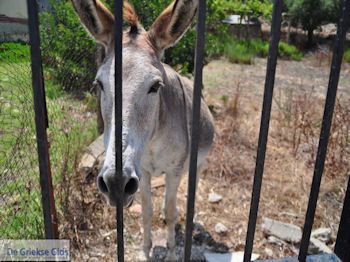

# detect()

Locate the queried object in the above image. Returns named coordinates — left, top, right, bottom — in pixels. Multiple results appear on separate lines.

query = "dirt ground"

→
left=61, top=52, right=350, bottom=261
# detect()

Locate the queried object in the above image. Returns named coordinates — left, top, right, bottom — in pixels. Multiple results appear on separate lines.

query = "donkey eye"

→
left=148, top=81, right=162, bottom=94
left=93, top=79, right=104, bottom=91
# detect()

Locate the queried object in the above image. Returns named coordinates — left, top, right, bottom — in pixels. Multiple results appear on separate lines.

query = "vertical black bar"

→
left=27, top=0, right=59, bottom=239
left=243, top=1, right=282, bottom=261
left=183, top=1, right=206, bottom=261
left=114, top=0, right=124, bottom=261
left=298, top=1, right=350, bottom=261
left=335, top=177, right=350, bottom=261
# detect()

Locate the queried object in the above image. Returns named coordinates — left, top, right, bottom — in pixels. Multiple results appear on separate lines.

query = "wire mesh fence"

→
left=0, top=0, right=99, bottom=240
left=0, top=42, right=44, bottom=238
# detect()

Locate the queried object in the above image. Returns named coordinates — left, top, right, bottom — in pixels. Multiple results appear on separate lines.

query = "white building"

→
left=0, top=0, right=51, bottom=42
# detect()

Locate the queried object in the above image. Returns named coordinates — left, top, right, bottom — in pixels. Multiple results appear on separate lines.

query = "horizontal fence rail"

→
left=27, top=0, right=58, bottom=239
left=298, top=0, right=350, bottom=261
left=114, top=0, right=124, bottom=261
left=183, top=0, right=207, bottom=261
left=243, top=0, right=283, bottom=261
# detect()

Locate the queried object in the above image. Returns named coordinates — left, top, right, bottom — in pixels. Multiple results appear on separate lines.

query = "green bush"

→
left=40, top=0, right=97, bottom=92
left=344, top=49, right=350, bottom=63
left=278, top=42, right=303, bottom=61
left=0, top=42, right=29, bottom=64
left=223, top=38, right=303, bottom=64
left=40, top=0, right=274, bottom=82
left=129, top=0, right=232, bottom=73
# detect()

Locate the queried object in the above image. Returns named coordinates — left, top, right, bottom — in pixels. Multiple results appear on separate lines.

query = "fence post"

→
left=114, top=0, right=124, bottom=261
left=183, top=0, right=206, bottom=261
left=27, top=0, right=59, bottom=239
left=243, top=1, right=283, bottom=261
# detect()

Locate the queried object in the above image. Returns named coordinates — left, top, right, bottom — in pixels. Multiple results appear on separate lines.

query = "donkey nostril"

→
left=124, top=177, right=139, bottom=195
left=98, top=176, right=108, bottom=193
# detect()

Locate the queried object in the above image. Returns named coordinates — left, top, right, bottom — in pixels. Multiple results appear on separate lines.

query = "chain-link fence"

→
left=0, top=0, right=99, bottom=240
left=0, top=41, right=44, bottom=238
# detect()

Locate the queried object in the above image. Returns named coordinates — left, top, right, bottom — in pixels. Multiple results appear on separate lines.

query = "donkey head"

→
left=72, top=0, right=198, bottom=206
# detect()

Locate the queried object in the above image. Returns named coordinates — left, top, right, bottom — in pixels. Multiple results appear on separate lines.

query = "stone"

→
left=204, top=251, right=260, bottom=262
left=129, top=204, right=142, bottom=217
left=311, top=228, right=332, bottom=243
left=208, top=192, right=223, bottom=203
left=265, top=248, right=273, bottom=257
left=215, top=223, right=228, bottom=234
left=267, top=236, right=287, bottom=246
left=261, top=217, right=302, bottom=244
left=79, top=135, right=104, bottom=173
left=309, top=237, right=333, bottom=255
left=101, top=229, right=116, bottom=238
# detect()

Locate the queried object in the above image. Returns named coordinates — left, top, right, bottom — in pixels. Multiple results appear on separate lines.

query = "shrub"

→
left=222, top=38, right=303, bottom=64
left=40, top=0, right=97, bottom=92
left=39, top=0, right=274, bottom=82
left=0, top=42, right=29, bottom=64
left=278, top=42, right=303, bottom=61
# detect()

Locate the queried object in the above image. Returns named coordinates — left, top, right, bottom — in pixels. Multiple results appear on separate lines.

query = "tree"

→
left=285, top=0, right=340, bottom=46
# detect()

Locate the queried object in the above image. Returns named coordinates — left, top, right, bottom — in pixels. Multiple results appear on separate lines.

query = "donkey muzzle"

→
left=97, top=168, right=139, bottom=207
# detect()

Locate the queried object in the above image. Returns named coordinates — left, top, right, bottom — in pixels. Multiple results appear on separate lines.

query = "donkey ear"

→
left=71, top=0, right=114, bottom=47
left=148, top=0, right=198, bottom=52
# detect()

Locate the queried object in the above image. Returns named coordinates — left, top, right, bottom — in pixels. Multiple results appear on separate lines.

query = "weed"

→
left=278, top=42, right=303, bottom=61
left=0, top=59, right=97, bottom=238
left=0, top=42, right=29, bottom=64
left=344, top=48, right=350, bottom=63
left=275, top=85, right=350, bottom=177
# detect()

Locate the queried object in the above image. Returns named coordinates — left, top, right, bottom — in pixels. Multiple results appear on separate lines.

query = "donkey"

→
left=72, top=0, right=214, bottom=260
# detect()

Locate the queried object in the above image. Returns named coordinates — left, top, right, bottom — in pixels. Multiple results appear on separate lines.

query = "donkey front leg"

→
left=141, top=171, right=153, bottom=260
left=164, top=172, right=182, bottom=261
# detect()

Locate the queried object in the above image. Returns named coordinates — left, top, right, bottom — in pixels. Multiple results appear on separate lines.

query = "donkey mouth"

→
left=105, top=193, right=134, bottom=208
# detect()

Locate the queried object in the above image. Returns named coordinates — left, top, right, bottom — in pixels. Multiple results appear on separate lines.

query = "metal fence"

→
left=23, top=0, right=350, bottom=261
left=0, top=0, right=97, bottom=241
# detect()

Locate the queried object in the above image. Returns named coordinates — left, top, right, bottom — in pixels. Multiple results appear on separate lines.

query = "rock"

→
left=79, top=135, right=104, bottom=173
left=264, top=248, right=273, bottom=257
left=215, top=223, right=228, bottom=234
left=311, top=228, right=332, bottom=243
left=129, top=204, right=142, bottom=217
left=309, top=237, right=333, bottom=255
left=101, top=229, right=117, bottom=238
left=88, top=248, right=105, bottom=258
left=208, top=192, right=223, bottom=203
left=204, top=251, right=260, bottom=262
left=267, top=236, right=287, bottom=246
left=261, top=217, right=302, bottom=244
